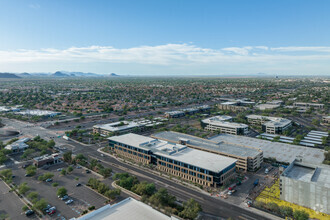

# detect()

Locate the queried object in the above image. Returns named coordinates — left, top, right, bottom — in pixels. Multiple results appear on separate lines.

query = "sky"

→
left=0, top=0, right=330, bottom=76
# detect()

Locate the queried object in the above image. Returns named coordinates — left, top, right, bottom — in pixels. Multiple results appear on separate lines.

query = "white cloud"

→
left=270, top=46, right=330, bottom=52
left=0, top=44, right=330, bottom=74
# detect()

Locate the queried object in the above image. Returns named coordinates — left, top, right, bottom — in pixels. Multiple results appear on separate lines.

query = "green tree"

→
left=63, top=151, right=73, bottom=163
left=18, top=182, right=30, bottom=195
left=179, top=198, right=202, bottom=220
left=279, top=206, right=293, bottom=217
left=104, top=188, right=121, bottom=200
left=27, top=192, right=39, bottom=203
left=57, top=187, right=67, bottom=197
left=33, top=198, right=47, bottom=211
left=0, top=169, right=12, bottom=180
left=38, top=172, right=54, bottom=181
left=47, top=139, right=55, bottom=149
left=26, top=165, right=37, bottom=176
left=293, top=210, right=309, bottom=220
left=61, top=169, right=67, bottom=175
left=67, top=166, right=74, bottom=173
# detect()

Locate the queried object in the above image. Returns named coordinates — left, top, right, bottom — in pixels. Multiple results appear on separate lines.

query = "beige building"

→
left=108, top=133, right=237, bottom=187
left=152, top=131, right=263, bottom=172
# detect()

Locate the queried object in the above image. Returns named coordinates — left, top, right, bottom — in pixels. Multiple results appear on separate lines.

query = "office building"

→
left=152, top=131, right=262, bottom=172
left=255, top=104, right=281, bottom=111
left=280, top=160, right=330, bottom=214
left=246, top=115, right=292, bottom=134
left=322, top=116, right=330, bottom=124
left=201, top=115, right=249, bottom=135
left=164, top=105, right=210, bottom=118
left=108, top=133, right=237, bottom=187
left=93, top=120, right=163, bottom=136
left=293, top=102, right=324, bottom=109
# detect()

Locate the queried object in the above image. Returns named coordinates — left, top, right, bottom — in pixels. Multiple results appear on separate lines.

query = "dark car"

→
left=86, top=170, right=91, bottom=173
left=25, top=210, right=34, bottom=216
left=76, top=183, right=82, bottom=187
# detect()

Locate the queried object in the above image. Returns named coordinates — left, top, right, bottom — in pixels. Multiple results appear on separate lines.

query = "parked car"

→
left=46, top=178, right=53, bottom=182
left=25, top=210, right=34, bottom=216
left=60, top=195, right=69, bottom=200
left=76, top=165, right=82, bottom=169
left=57, top=168, right=63, bottom=171
left=65, top=199, right=73, bottom=205
left=76, top=183, right=82, bottom=187
left=86, top=170, right=91, bottom=174
left=44, top=204, right=52, bottom=213
left=25, top=174, right=31, bottom=177
left=228, top=185, right=236, bottom=190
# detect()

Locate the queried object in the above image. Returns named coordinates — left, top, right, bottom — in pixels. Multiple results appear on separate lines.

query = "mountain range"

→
left=0, top=71, right=120, bottom=78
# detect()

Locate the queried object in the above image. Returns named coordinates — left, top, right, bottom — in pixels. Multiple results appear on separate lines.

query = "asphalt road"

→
left=72, top=143, right=271, bottom=220
left=2, top=118, right=273, bottom=220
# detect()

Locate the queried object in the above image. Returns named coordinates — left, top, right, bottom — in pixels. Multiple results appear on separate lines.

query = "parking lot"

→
left=213, top=163, right=280, bottom=206
left=0, top=180, right=38, bottom=220
left=10, top=162, right=109, bottom=219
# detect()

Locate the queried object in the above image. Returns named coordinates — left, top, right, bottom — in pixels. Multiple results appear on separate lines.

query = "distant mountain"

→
left=0, top=72, right=21, bottom=78
left=19, top=72, right=32, bottom=77
left=51, top=71, right=70, bottom=77
left=109, top=73, right=119, bottom=76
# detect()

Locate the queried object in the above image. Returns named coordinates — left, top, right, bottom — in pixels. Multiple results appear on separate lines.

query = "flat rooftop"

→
left=108, top=133, right=154, bottom=151
left=109, top=133, right=237, bottom=173
left=152, top=142, right=237, bottom=173
left=202, top=116, right=248, bottom=129
left=210, top=134, right=325, bottom=165
left=152, top=131, right=261, bottom=158
left=246, top=115, right=292, bottom=127
left=282, top=162, right=330, bottom=188
left=94, top=121, right=141, bottom=132
left=74, top=197, right=174, bottom=220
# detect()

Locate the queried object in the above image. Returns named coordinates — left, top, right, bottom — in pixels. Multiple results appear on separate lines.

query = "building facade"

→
left=152, top=131, right=263, bottom=172
left=246, top=115, right=292, bottom=134
left=293, top=102, right=324, bottom=109
left=280, top=160, right=330, bottom=214
left=108, top=133, right=237, bottom=187
left=201, top=116, right=249, bottom=135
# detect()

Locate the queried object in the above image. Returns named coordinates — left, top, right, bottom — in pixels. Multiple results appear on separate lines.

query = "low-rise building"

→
left=280, top=159, right=330, bottom=214
left=33, top=153, right=62, bottom=167
left=71, top=197, right=178, bottom=220
left=217, top=103, right=249, bottom=112
left=16, top=110, right=61, bottom=117
left=255, top=104, right=281, bottom=111
left=293, top=102, right=324, bottom=109
left=152, top=131, right=262, bottom=172
left=201, top=116, right=249, bottom=135
left=246, top=115, right=292, bottom=134
left=164, top=105, right=210, bottom=118
left=5, top=138, right=30, bottom=153
left=164, top=111, right=185, bottom=118
left=108, top=133, right=237, bottom=187
left=322, top=116, right=330, bottom=124
left=93, top=119, right=163, bottom=136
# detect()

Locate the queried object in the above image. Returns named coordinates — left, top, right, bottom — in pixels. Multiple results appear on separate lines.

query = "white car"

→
left=65, top=199, right=73, bottom=205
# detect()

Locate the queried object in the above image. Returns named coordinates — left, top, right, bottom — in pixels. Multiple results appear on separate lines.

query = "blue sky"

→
left=0, top=0, right=330, bottom=75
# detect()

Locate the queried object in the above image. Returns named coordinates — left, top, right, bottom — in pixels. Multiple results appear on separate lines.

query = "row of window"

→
left=159, top=161, right=212, bottom=181
left=115, top=146, right=149, bottom=159
left=110, top=141, right=150, bottom=154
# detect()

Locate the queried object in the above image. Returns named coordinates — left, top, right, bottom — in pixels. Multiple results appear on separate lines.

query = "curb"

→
left=111, top=181, right=141, bottom=201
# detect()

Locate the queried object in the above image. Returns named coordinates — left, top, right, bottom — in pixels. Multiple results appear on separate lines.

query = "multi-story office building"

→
left=280, top=160, right=330, bottom=214
left=93, top=120, right=163, bottom=136
left=108, top=133, right=237, bottom=187
left=164, top=111, right=185, bottom=118
left=293, top=102, right=324, bottom=109
left=201, top=115, right=249, bottom=135
left=322, top=116, right=330, bottom=124
left=152, top=131, right=263, bottom=172
left=164, top=105, right=210, bottom=118
left=246, top=115, right=292, bottom=134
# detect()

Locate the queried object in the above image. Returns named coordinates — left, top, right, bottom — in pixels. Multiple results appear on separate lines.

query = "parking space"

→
left=0, top=180, right=37, bottom=220
left=10, top=163, right=108, bottom=219
left=212, top=163, right=280, bottom=205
